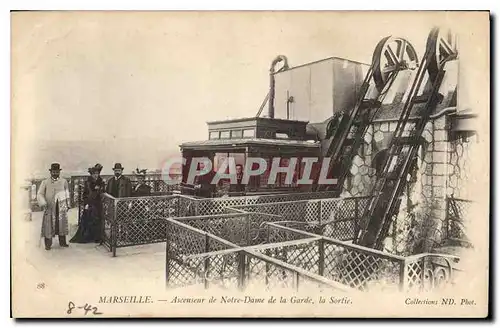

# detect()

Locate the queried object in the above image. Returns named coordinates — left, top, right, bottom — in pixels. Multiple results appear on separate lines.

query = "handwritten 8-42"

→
left=67, top=301, right=103, bottom=316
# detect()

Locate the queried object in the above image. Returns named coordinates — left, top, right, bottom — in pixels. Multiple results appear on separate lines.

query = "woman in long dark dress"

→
left=70, top=165, right=105, bottom=243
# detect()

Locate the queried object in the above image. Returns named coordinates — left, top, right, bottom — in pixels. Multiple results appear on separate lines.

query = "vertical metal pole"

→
left=204, top=234, right=210, bottom=289
left=419, top=257, right=425, bottom=292
left=445, top=198, right=449, bottom=241
left=245, top=214, right=250, bottom=246
left=399, top=259, right=408, bottom=292
left=265, top=249, right=270, bottom=286
left=318, top=200, right=323, bottom=225
left=318, top=239, right=325, bottom=276
left=238, top=251, right=246, bottom=291
left=69, top=178, right=74, bottom=208
left=354, top=198, right=359, bottom=236
left=165, top=221, right=170, bottom=287
left=269, top=73, right=275, bottom=119
left=295, top=272, right=300, bottom=291
left=112, top=198, right=117, bottom=257
left=286, top=91, right=290, bottom=119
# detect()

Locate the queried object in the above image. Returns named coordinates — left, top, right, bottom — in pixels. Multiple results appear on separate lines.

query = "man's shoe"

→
left=44, top=238, right=52, bottom=250
left=59, top=236, right=69, bottom=247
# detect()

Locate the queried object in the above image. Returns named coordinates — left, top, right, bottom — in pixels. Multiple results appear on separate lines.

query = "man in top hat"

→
left=133, top=168, right=152, bottom=197
left=105, top=163, right=132, bottom=198
left=37, top=163, right=71, bottom=250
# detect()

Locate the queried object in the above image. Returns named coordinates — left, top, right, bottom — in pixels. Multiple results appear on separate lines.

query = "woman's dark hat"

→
left=49, top=163, right=61, bottom=171
left=94, top=163, right=103, bottom=172
left=88, top=167, right=99, bottom=174
left=135, top=168, right=147, bottom=176
left=113, top=163, right=124, bottom=170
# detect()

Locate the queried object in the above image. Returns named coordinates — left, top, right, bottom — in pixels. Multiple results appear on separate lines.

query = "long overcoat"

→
left=106, top=176, right=132, bottom=198
left=37, top=178, right=70, bottom=238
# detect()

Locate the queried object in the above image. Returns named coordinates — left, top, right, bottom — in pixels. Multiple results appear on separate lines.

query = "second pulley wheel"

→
left=426, top=27, right=458, bottom=83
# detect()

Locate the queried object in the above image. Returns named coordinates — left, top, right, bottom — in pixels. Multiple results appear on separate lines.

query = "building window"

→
left=231, top=130, right=243, bottom=139
left=220, top=131, right=230, bottom=139
left=209, top=131, right=220, bottom=139
left=276, top=133, right=289, bottom=139
left=243, top=129, right=255, bottom=138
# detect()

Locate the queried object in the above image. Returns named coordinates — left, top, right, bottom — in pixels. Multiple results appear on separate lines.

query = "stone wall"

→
left=340, top=114, right=470, bottom=255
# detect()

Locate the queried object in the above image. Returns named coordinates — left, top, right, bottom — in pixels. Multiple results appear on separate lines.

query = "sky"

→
left=10, top=11, right=489, bottom=177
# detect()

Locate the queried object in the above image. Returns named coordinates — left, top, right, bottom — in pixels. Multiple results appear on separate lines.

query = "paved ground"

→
left=12, top=207, right=169, bottom=317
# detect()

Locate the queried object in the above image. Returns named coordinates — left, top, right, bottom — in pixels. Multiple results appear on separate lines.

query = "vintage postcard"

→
left=11, top=10, right=490, bottom=318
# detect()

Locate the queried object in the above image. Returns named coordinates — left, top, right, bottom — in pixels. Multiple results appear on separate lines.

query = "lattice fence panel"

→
left=447, top=134, right=475, bottom=199
left=403, top=255, right=459, bottom=292
left=101, top=195, right=115, bottom=250
left=265, top=225, right=316, bottom=245
left=446, top=198, right=471, bottom=242
left=113, top=196, right=179, bottom=246
left=167, top=256, right=205, bottom=288
left=245, top=254, right=297, bottom=291
left=196, top=198, right=249, bottom=215
left=322, top=241, right=401, bottom=291
left=193, top=191, right=340, bottom=216
left=178, top=215, right=249, bottom=247
left=322, top=220, right=358, bottom=241
left=405, top=261, right=423, bottom=291
left=178, top=196, right=197, bottom=217
left=205, top=251, right=242, bottom=290
left=270, top=221, right=324, bottom=235
left=167, top=221, right=207, bottom=256
left=166, top=221, right=236, bottom=289
left=253, top=240, right=320, bottom=275
left=248, top=213, right=287, bottom=245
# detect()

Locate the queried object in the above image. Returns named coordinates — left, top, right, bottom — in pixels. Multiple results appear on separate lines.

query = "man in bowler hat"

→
left=37, top=163, right=71, bottom=250
left=106, top=163, right=132, bottom=198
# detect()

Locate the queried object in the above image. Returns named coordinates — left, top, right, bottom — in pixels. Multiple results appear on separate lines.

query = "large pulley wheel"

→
left=372, top=36, right=419, bottom=93
left=426, top=27, right=458, bottom=82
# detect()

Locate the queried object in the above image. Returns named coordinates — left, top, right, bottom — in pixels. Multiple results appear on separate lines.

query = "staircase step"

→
left=360, top=99, right=382, bottom=110
left=412, top=94, right=430, bottom=104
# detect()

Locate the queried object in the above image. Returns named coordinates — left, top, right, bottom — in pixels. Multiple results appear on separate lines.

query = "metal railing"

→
left=165, top=220, right=459, bottom=292
left=27, top=173, right=181, bottom=211
left=226, top=196, right=372, bottom=241
left=166, top=218, right=352, bottom=292
left=96, top=187, right=460, bottom=292
left=102, top=193, right=180, bottom=256
left=444, top=196, right=472, bottom=247
left=99, top=192, right=369, bottom=256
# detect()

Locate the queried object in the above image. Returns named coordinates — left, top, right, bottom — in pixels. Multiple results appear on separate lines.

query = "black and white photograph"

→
left=10, top=10, right=490, bottom=318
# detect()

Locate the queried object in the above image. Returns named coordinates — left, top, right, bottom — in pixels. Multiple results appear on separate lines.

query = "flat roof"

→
left=273, top=56, right=370, bottom=75
left=206, top=116, right=309, bottom=125
left=180, top=138, right=320, bottom=149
